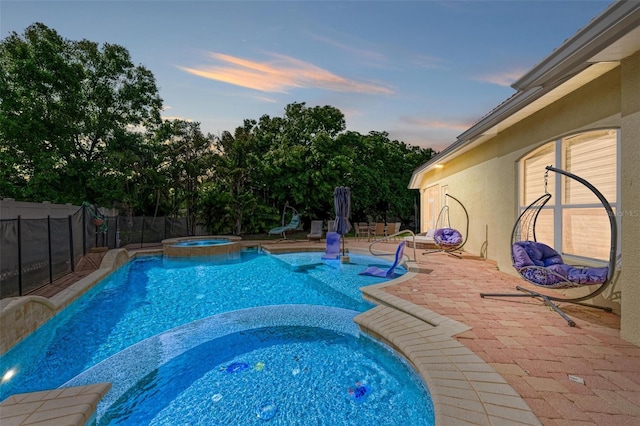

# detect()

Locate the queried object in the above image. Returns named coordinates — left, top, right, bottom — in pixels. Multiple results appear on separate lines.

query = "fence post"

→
left=69, top=215, right=75, bottom=272
left=115, top=216, right=120, bottom=248
left=140, top=215, right=145, bottom=249
left=82, top=204, right=87, bottom=256
left=17, top=215, right=23, bottom=296
left=48, top=215, right=52, bottom=284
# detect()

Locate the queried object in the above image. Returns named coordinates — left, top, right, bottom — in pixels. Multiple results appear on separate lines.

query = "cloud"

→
left=410, top=54, right=445, bottom=70
left=389, top=128, right=453, bottom=152
left=473, top=69, right=526, bottom=87
left=401, top=116, right=471, bottom=132
left=161, top=115, right=193, bottom=123
left=310, top=33, right=386, bottom=62
left=254, top=95, right=278, bottom=103
left=179, top=52, right=394, bottom=95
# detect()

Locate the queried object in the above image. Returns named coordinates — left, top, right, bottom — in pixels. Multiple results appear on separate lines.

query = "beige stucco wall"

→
left=620, top=51, right=640, bottom=345
left=419, top=67, right=621, bottom=268
left=416, top=61, right=640, bottom=342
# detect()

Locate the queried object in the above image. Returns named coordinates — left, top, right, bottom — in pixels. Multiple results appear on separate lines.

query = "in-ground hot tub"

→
left=162, top=236, right=242, bottom=257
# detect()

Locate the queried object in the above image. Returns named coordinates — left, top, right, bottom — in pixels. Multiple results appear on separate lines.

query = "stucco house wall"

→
left=412, top=47, right=639, bottom=343
left=620, top=51, right=640, bottom=344
left=417, top=68, right=623, bottom=267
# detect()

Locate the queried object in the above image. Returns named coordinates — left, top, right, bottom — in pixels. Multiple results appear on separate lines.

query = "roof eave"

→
left=513, top=0, right=640, bottom=91
left=408, top=1, right=640, bottom=190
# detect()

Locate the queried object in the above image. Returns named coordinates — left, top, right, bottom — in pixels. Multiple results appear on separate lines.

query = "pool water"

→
left=0, top=249, right=434, bottom=424
left=66, top=306, right=433, bottom=425
left=173, top=239, right=231, bottom=246
left=100, top=327, right=429, bottom=425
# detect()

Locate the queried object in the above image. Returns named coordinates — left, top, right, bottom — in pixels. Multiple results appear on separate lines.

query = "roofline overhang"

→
left=408, top=0, right=640, bottom=190
left=512, top=0, right=640, bottom=91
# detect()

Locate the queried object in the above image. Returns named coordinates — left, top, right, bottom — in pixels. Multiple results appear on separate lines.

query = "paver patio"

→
left=362, top=240, right=640, bottom=426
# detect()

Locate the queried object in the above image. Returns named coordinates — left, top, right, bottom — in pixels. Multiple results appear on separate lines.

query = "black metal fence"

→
left=0, top=204, right=197, bottom=299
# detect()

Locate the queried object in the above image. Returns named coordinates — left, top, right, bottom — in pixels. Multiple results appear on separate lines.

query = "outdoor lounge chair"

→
left=322, top=232, right=341, bottom=259
left=404, top=229, right=437, bottom=249
left=359, top=241, right=406, bottom=278
left=268, top=214, right=301, bottom=238
left=307, top=220, right=324, bottom=241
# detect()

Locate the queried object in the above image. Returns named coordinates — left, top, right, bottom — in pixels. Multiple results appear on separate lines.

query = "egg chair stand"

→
left=480, top=166, right=617, bottom=327
left=424, top=193, right=469, bottom=258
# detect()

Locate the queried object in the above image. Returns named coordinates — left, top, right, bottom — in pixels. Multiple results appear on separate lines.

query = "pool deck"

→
left=11, top=239, right=640, bottom=425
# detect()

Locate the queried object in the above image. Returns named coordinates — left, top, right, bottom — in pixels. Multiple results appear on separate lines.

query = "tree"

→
left=256, top=102, right=349, bottom=222
left=208, top=124, right=262, bottom=235
left=345, top=131, right=434, bottom=225
left=0, top=23, right=163, bottom=205
left=0, top=23, right=437, bottom=232
left=158, top=120, right=214, bottom=234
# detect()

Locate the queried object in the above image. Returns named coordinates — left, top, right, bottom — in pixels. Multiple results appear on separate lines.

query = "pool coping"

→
left=161, top=235, right=243, bottom=257
left=0, top=383, right=111, bottom=426
left=1, top=246, right=541, bottom=425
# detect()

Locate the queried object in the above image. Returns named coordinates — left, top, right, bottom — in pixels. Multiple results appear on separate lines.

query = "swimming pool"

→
left=163, top=235, right=242, bottom=257
left=0, top=249, right=434, bottom=424
left=173, top=238, right=232, bottom=246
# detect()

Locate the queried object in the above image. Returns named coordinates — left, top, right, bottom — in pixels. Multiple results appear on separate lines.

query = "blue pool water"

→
left=0, top=249, right=434, bottom=424
left=66, top=305, right=433, bottom=425
left=173, top=239, right=231, bottom=246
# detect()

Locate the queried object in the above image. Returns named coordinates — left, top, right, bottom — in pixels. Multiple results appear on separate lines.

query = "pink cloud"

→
left=401, top=116, right=472, bottom=132
left=179, top=52, right=394, bottom=95
left=473, top=69, right=526, bottom=87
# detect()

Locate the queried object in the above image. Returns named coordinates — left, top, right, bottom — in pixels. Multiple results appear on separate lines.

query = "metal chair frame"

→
left=424, top=194, right=469, bottom=258
left=480, top=166, right=618, bottom=326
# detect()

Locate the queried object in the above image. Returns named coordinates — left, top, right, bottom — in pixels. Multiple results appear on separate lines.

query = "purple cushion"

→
left=567, top=266, right=608, bottom=284
left=514, top=241, right=608, bottom=286
left=512, top=241, right=559, bottom=268
left=434, top=228, right=463, bottom=247
left=512, top=243, right=535, bottom=268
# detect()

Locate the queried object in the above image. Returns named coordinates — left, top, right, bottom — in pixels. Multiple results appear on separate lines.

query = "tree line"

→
left=0, top=23, right=435, bottom=235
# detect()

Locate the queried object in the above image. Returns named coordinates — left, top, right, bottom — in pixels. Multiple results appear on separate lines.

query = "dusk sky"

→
left=2, top=1, right=614, bottom=151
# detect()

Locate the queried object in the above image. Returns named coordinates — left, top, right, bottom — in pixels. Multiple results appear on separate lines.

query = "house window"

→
left=518, top=129, right=619, bottom=261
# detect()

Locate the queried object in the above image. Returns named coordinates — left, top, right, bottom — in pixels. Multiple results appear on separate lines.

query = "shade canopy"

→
left=333, top=187, right=352, bottom=236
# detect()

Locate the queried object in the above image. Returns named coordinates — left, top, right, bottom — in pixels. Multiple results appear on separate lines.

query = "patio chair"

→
left=480, top=166, right=618, bottom=327
left=355, top=222, right=370, bottom=240
left=268, top=213, right=301, bottom=238
left=372, top=222, right=386, bottom=239
left=322, top=232, right=341, bottom=260
left=359, top=241, right=406, bottom=278
left=307, top=220, right=324, bottom=242
left=386, top=222, right=401, bottom=239
left=424, top=194, right=468, bottom=258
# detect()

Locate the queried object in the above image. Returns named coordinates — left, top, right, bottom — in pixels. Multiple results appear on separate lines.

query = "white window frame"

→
left=517, top=129, right=620, bottom=263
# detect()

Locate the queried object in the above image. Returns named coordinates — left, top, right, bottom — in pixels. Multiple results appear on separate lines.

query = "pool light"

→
left=2, top=368, right=16, bottom=383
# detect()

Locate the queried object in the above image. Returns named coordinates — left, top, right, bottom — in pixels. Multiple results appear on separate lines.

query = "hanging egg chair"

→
left=480, top=166, right=618, bottom=327
left=424, top=193, right=469, bottom=258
